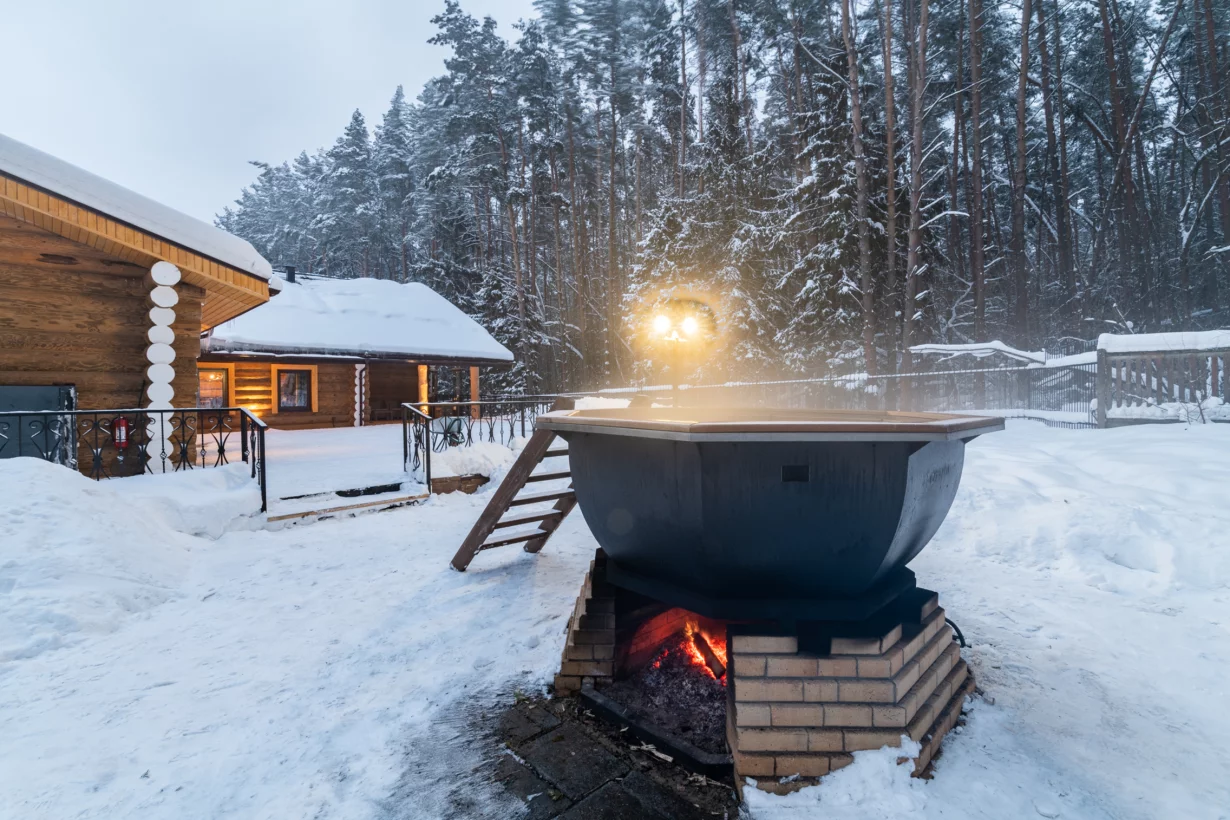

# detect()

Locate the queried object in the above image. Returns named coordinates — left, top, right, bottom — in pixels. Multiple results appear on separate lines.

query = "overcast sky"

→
left=4, top=0, right=537, bottom=223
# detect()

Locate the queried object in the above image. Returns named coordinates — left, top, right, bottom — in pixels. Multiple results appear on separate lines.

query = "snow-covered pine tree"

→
left=373, top=86, right=417, bottom=282
left=315, top=110, right=379, bottom=278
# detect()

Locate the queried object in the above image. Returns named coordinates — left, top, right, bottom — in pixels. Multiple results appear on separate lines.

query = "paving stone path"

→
left=493, top=697, right=740, bottom=819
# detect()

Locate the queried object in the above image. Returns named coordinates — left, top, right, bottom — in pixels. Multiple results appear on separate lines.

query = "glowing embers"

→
left=607, top=624, right=730, bottom=756
left=684, top=621, right=727, bottom=681
left=647, top=621, right=727, bottom=683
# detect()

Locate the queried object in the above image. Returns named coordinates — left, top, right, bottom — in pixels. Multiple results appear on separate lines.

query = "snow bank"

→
left=0, top=459, right=263, bottom=664
left=1107, top=397, right=1230, bottom=423
left=110, top=463, right=264, bottom=538
left=1098, top=329, right=1230, bottom=354
left=0, top=133, right=271, bottom=280
left=744, top=739, right=929, bottom=818
left=0, top=460, right=192, bottom=663
left=205, top=276, right=513, bottom=362
left=431, top=440, right=519, bottom=478
left=745, top=702, right=1098, bottom=820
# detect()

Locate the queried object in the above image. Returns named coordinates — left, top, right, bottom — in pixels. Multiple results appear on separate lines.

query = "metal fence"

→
left=0, top=406, right=269, bottom=511
left=401, top=397, right=559, bottom=486
left=539, top=364, right=1099, bottom=429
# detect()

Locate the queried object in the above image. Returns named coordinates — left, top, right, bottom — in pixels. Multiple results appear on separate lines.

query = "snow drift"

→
left=0, top=459, right=261, bottom=664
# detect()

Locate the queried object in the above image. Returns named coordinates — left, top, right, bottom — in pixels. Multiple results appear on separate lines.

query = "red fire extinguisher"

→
left=113, top=416, right=130, bottom=450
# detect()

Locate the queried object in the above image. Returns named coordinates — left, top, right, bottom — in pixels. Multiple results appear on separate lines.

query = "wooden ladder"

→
left=449, top=427, right=576, bottom=571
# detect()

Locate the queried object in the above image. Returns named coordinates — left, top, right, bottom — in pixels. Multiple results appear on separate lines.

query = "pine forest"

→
left=217, top=0, right=1230, bottom=395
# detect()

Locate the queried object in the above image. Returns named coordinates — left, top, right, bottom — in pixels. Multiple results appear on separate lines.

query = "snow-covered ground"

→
left=1, top=421, right=1227, bottom=819
left=260, top=424, right=520, bottom=507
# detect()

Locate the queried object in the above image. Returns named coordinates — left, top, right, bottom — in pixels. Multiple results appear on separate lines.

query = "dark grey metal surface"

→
left=558, top=423, right=978, bottom=616
left=0, top=385, right=77, bottom=464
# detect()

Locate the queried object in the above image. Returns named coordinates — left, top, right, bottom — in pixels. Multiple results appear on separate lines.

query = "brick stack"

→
left=727, top=593, right=974, bottom=780
left=554, top=555, right=618, bottom=695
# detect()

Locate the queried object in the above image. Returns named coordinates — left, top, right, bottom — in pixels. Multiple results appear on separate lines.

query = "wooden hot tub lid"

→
left=536, top=407, right=1005, bottom=442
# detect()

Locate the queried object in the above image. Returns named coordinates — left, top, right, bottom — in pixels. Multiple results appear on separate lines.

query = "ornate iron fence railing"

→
left=400, top=397, right=561, bottom=487
left=0, top=406, right=269, bottom=511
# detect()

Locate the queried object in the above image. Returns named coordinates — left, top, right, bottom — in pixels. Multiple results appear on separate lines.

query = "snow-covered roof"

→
left=910, top=341, right=1046, bottom=365
left=910, top=341, right=1098, bottom=369
left=1098, top=330, right=1230, bottom=354
left=0, top=133, right=271, bottom=281
left=204, top=276, right=514, bottom=363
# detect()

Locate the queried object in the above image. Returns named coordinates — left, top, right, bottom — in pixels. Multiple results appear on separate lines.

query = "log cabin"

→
left=198, top=273, right=514, bottom=429
left=0, top=133, right=273, bottom=419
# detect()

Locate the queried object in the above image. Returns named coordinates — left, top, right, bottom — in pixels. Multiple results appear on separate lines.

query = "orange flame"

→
left=684, top=621, right=728, bottom=682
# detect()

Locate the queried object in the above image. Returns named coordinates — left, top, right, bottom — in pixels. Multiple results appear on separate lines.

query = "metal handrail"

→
left=400, top=403, right=433, bottom=489
left=400, top=397, right=561, bottom=490
left=0, top=406, right=269, bottom=512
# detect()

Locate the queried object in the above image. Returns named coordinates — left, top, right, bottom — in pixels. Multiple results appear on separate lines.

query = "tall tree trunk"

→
left=968, top=0, right=987, bottom=346
left=1035, top=0, right=1071, bottom=313
left=549, top=143, right=566, bottom=386
left=904, top=0, right=929, bottom=362
left=1010, top=0, right=1032, bottom=344
left=882, top=0, right=899, bottom=384
left=1096, top=0, right=1136, bottom=291
left=697, top=9, right=706, bottom=194
left=1199, top=0, right=1230, bottom=244
left=680, top=0, right=688, bottom=197
left=607, top=78, right=621, bottom=381
left=1052, top=0, right=1076, bottom=276
left=497, top=133, right=527, bottom=345
left=635, top=130, right=643, bottom=243
left=842, top=0, right=877, bottom=376
left=727, top=0, right=754, bottom=151
left=565, top=103, right=587, bottom=379
left=949, top=0, right=966, bottom=312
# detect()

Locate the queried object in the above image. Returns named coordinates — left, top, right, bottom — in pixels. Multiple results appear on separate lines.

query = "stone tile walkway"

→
left=493, top=697, right=739, bottom=819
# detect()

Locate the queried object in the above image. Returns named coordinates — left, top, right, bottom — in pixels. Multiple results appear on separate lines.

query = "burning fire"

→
left=685, top=621, right=728, bottom=683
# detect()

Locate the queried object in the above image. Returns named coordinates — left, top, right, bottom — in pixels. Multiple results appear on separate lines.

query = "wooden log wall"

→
left=0, top=213, right=204, bottom=410
left=368, top=361, right=420, bottom=420
left=222, top=360, right=357, bottom=429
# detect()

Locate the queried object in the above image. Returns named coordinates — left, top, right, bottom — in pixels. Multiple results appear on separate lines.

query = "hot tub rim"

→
left=537, top=408, right=1004, bottom=442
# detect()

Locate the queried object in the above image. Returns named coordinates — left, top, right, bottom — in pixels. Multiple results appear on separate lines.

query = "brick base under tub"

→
left=554, top=553, right=618, bottom=695
left=727, top=592, right=974, bottom=782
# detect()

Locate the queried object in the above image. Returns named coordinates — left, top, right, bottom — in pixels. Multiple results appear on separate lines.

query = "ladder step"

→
left=509, top=490, right=575, bottom=506
left=525, top=471, right=571, bottom=483
left=493, top=510, right=564, bottom=529
left=480, top=530, right=547, bottom=550
left=543, top=448, right=570, bottom=458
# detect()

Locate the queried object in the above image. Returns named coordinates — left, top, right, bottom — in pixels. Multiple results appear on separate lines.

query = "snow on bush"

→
left=0, top=459, right=261, bottom=663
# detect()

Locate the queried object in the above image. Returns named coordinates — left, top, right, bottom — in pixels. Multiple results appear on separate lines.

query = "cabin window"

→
left=277, top=369, right=313, bottom=412
left=198, top=368, right=230, bottom=409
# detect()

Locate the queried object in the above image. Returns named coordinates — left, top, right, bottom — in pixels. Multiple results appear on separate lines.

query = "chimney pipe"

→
left=284, top=265, right=297, bottom=283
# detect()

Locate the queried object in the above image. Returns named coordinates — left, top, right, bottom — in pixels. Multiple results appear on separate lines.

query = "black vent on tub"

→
left=781, top=464, right=810, bottom=482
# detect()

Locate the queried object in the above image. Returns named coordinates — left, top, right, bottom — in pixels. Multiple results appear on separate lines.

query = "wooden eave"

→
left=0, top=173, right=269, bottom=330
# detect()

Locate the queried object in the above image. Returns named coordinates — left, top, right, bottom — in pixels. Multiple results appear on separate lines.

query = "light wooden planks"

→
left=0, top=175, right=269, bottom=329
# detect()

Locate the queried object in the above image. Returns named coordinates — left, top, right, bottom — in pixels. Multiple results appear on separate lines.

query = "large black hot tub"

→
left=537, top=407, right=1002, bottom=620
